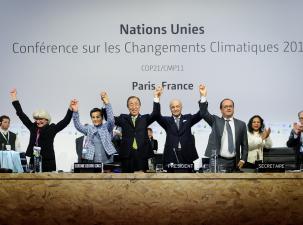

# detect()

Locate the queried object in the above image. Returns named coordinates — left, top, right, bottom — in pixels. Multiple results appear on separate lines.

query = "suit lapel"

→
left=218, top=117, right=225, bottom=136
left=179, top=115, right=186, bottom=132
left=234, top=118, right=240, bottom=147
left=170, top=116, right=179, bottom=131
left=128, top=114, right=140, bottom=128
left=128, top=115, right=134, bottom=128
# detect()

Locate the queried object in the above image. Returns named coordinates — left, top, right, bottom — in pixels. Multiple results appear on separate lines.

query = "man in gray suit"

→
left=200, top=84, right=248, bottom=171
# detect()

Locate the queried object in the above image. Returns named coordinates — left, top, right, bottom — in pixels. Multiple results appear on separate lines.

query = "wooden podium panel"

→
left=0, top=173, right=302, bottom=225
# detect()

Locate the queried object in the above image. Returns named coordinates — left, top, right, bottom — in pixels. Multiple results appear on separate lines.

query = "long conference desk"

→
left=0, top=173, right=303, bottom=225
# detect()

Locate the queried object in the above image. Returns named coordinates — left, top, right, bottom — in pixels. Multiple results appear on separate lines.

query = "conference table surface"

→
left=0, top=173, right=302, bottom=225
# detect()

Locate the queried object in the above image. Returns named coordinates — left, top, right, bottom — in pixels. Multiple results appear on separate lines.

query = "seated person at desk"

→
left=71, top=92, right=117, bottom=164
left=147, top=127, right=158, bottom=153
left=147, top=127, right=158, bottom=170
left=75, top=125, right=88, bottom=163
left=287, top=110, right=303, bottom=169
left=247, top=115, right=272, bottom=167
left=0, top=115, right=21, bottom=151
left=112, top=125, right=122, bottom=153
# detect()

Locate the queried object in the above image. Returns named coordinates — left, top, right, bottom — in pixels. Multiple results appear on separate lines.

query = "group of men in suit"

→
left=4, top=85, right=302, bottom=172
left=75, top=84, right=248, bottom=172
left=156, top=84, right=248, bottom=172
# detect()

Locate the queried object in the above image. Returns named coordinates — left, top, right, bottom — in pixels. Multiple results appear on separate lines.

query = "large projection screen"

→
left=1, top=0, right=302, bottom=171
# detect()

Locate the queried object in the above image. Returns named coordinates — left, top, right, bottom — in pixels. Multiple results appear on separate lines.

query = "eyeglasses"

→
left=299, top=117, right=303, bottom=120
left=222, top=105, right=233, bottom=109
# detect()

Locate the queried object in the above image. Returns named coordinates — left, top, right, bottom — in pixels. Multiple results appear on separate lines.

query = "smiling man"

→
left=156, top=84, right=206, bottom=167
left=114, top=90, right=161, bottom=172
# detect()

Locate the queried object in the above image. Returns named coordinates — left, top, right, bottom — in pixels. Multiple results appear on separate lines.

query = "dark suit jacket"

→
left=287, top=130, right=302, bottom=150
left=147, top=138, right=158, bottom=158
left=114, top=102, right=160, bottom=159
left=75, top=136, right=84, bottom=163
left=149, top=138, right=158, bottom=151
left=287, top=130, right=302, bottom=167
left=0, top=131, right=16, bottom=150
left=201, top=102, right=248, bottom=163
left=157, top=102, right=204, bottom=164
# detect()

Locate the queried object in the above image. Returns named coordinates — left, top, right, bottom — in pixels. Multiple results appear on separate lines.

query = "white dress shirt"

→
left=220, top=117, right=236, bottom=158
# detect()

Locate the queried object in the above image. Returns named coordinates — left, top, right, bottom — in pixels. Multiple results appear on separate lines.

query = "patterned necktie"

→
left=226, top=120, right=235, bottom=153
left=132, top=116, right=138, bottom=150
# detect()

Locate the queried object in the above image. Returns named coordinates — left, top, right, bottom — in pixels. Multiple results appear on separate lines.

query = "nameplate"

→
left=256, top=163, right=285, bottom=172
left=74, top=163, right=102, bottom=173
left=74, top=163, right=102, bottom=169
left=165, top=163, right=194, bottom=173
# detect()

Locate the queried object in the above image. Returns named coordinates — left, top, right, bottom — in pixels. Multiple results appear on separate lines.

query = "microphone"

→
left=173, top=148, right=180, bottom=164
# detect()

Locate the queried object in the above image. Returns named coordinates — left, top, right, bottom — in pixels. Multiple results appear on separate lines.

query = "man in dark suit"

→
left=156, top=85, right=205, bottom=166
left=200, top=85, right=248, bottom=171
left=114, top=90, right=160, bottom=172
left=287, top=111, right=303, bottom=169
left=147, top=127, right=158, bottom=170
left=147, top=127, right=158, bottom=153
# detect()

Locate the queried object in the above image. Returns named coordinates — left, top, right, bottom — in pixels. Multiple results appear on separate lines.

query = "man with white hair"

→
left=155, top=85, right=206, bottom=166
left=10, top=89, right=73, bottom=172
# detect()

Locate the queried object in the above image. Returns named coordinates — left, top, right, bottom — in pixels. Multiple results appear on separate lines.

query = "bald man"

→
left=156, top=85, right=206, bottom=166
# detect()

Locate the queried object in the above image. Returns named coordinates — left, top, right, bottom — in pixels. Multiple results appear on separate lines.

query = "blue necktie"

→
left=226, top=120, right=235, bottom=154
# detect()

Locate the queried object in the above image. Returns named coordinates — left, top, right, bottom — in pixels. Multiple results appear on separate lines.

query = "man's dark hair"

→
left=219, top=98, right=234, bottom=109
left=0, top=115, right=10, bottom=123
left=90, top=108, right=103, bottom=118
left=127, top=96, right=141, bottom=107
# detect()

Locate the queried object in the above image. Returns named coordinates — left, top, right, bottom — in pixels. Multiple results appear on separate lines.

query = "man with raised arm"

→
left=156, top=85, right=206, bottom=166
left=200, top=85, right=248, bottom=172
